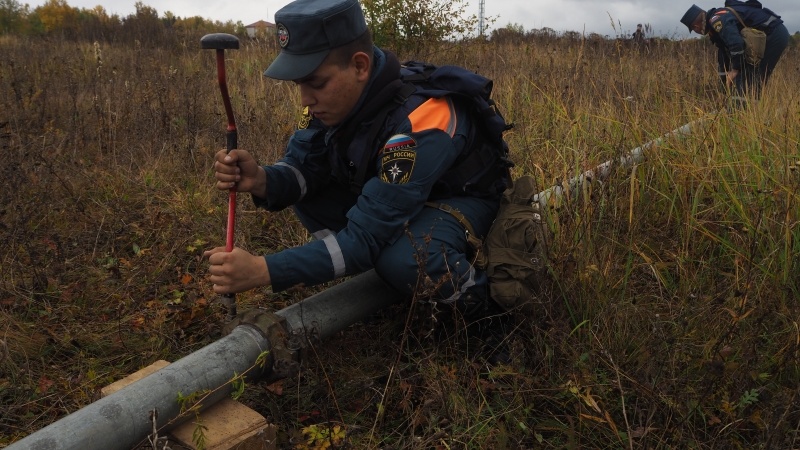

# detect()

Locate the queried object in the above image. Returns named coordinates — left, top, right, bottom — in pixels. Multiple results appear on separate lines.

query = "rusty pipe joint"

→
left=223, top=308, right=301, bottom=380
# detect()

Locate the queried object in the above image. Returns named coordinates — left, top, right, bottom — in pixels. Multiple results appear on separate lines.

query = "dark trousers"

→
left=292, top=182, right=499, bottom=303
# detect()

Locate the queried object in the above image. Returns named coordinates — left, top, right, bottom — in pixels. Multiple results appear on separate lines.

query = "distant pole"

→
left=478, top=0, right=485, bottom=37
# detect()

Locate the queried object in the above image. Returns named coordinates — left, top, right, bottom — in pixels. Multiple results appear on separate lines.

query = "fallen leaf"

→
left=265, top=380, right=284, bottom=395
left=38, top=375, right=54, bottom=394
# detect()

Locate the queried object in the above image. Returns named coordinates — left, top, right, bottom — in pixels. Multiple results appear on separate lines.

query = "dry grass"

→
left=1, top=34, right=799, bottom=449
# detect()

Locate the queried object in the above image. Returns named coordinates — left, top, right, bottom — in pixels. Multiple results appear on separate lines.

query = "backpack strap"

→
left=725, top=6, right=748, bottom=27
left=424, top=201, right=486, bottom=268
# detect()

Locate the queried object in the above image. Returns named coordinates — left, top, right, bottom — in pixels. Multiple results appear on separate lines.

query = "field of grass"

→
left=1, top=34, right=798, bottom=449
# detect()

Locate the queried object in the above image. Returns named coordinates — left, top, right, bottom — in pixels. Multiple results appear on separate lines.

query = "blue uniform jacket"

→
left=253, top=48, right=482, bottom=292
left=706, top=2, right=783, bottom=71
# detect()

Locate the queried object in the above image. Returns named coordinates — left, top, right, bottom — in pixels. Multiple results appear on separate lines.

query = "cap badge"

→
left=277, top=24, right=289, bottom=48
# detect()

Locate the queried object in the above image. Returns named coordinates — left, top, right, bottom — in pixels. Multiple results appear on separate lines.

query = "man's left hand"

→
left=204, top=246, right=271, bottom=294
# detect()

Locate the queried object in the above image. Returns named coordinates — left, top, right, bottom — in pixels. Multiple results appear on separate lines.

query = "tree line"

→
left=0, top=0, right=483, bottom=52
left=0, top=0, right=239, bottom=46
left=2, top=0, right=798, bottom=52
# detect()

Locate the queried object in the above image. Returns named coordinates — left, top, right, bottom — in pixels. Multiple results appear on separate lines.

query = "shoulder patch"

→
left=380, top=134, right=417, bottom=184
left=710, top=11, right=727, bottom=22
left=713, top=20, right=723, bottom=32
left=298, top=106, right=311, bottom=129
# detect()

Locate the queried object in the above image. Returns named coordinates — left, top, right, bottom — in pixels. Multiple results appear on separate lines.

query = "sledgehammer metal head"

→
left=200, top=32, right=240, bottom=148
left=201, top=32, right=240, bottom=51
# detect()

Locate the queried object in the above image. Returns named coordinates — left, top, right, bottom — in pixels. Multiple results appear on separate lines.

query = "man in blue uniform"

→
left=680, top=1, right=789, bottom=100
left=204, top=0, right=510, bottom=362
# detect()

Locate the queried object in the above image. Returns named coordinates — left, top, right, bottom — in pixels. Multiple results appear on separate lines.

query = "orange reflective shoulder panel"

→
left=408, top=97, right=457, bottom=137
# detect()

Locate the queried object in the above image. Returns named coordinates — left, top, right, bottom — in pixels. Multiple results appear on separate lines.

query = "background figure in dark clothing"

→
left=632, top=24, right=645, bottom=44
left=680, top=1, right=789, bottom=100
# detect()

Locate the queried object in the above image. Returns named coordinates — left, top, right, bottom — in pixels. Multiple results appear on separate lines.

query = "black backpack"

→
left=338, top=60, right=514, bottom=199
left=397, top=61, right=514, bottom=198
left=725, top=0, right=762, bottom=7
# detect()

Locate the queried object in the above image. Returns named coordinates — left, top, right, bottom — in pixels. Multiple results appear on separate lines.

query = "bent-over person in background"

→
left=680, top=0, right=789, bottom=102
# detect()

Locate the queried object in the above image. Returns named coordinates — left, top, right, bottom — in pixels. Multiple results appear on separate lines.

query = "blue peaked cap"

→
left=264, top=0, right=368, bottom=81
left=680, top=4, right=705, bottom=30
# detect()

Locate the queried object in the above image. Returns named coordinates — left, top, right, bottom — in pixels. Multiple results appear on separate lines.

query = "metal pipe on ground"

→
left=6, top=270, right=404, bottom=450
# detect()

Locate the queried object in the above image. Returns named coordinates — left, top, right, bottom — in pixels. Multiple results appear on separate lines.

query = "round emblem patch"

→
left=380, top=134, right=417, bottom=184
left=277, top=23, right=289, bottom=48
left=298, top=106, right=311, bottom=129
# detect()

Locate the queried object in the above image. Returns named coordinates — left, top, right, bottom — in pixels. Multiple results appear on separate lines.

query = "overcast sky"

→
left=27, top=0, right=800, bottom=38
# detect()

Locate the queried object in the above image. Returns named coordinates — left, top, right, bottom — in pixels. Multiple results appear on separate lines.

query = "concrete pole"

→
left=7, top=270, right=404, bottom=450
left=533, top=118, right=704, bottom=208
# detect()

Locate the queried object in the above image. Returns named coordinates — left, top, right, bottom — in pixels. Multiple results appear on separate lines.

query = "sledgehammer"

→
left=201, top=32, right=240, bottom=319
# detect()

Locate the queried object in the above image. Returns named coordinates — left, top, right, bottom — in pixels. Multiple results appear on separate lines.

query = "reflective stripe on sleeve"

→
left=275, top=161, right=308, bottom=201
left=320, top=233, right=346, bottom=278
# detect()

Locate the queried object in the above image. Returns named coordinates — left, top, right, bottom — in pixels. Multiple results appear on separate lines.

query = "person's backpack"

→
left=397, top=61, right=514, bottom=198
left=479, top=175, right=551, bottom=313
left=338, top=60, right=514, bottom=199
left=724, top=0, right=762, bottom=7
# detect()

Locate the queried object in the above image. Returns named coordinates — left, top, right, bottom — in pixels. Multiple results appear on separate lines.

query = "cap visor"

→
left=263, top=50, right=329, bottom=81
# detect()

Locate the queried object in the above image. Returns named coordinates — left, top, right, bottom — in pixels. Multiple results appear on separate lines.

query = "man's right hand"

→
left=725, top=69, right=739, bottom=88
left=213, top=149, right=267, bottom=197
